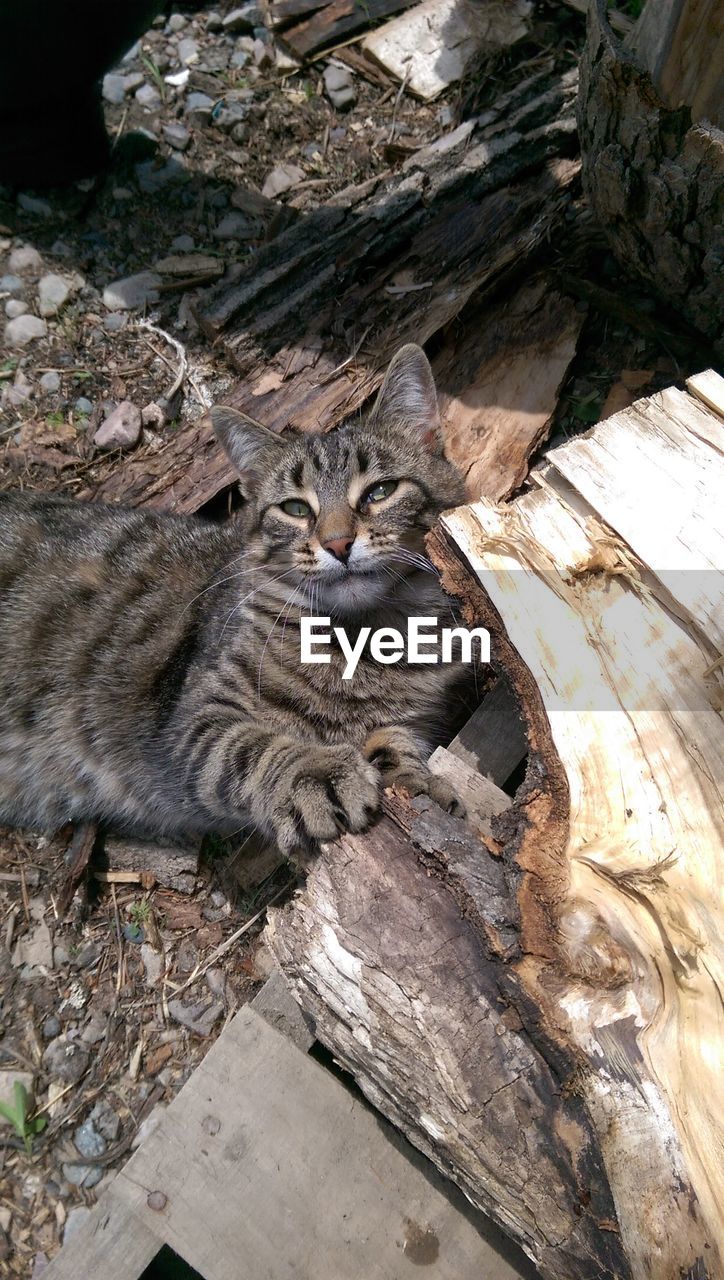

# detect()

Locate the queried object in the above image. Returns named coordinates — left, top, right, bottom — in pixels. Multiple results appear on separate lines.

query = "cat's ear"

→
left=208, top=406, right=285, bottom=497
left=369, top=344, right=442, bottom=453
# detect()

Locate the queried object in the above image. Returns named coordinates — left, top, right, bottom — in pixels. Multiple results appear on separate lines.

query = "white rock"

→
left=4, top=314, right=47, bottom=348
left=8, top=245, right=42, bottom=277
left=38, top=272, right=81, bottom=317
left=165, top=68, right=190, bottom=88
left=213, top=211, right=254, bottom=240
left=40, top=371, right=60, bottom=393
left=261, top=162, right=304, bottom=199
left=141, top=943, right=164, bottom=986
left=0, top=273, right=24, bottom=294
left=163, top=122, right=191, bottom=151
left=323, top=63, right=356, bottom=110
left=167, top=12, right=187, bottom=31
left=123, top=71, right=145, bottom=93
left=94, top=401, right=142, bottom=451
left=102, top=271, right=161, bottom=311
left=5, top=299, right=27, bottom=319
left=141, top=402, right=167, bottom=428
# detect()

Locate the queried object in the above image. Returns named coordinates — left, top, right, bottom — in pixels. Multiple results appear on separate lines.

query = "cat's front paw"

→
left=388, top=766, right=466, bottom=819
left=271, top=745, right=380, bottom=855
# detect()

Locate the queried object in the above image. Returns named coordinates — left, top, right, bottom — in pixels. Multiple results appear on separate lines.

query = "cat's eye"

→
left=280, top=498, right=312, bottom=518
left=364, top=480, right=398, bottom=504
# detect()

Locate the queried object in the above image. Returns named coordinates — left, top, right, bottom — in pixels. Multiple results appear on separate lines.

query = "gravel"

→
left=39, top=371, right=61, bottom=394
left=42, top=1037, right=90, bottom=1085
left=38, top=273, right=75, bottom=317
left=4, top=299, right=28, bottom=319
left=8, top=246, right=42, bottom=277
left=102, top=270, right=162, bottom=311
left=94, top=400, right=142, bottom=450
left=102, top=74, right=126, bottom=105
left=4, top=314, right=47, bottom=348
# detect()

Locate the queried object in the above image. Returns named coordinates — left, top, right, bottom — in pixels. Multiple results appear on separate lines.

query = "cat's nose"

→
left=322, top=536, right=355, bottom=565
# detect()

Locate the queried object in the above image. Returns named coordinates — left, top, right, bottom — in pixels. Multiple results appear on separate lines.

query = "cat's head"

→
left=209, top=345, right=465, bottom=615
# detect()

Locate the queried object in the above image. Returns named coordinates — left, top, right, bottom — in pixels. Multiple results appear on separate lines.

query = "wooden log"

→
left=577, top=0, right=724, bottom=343
left=629, top=0, right=723, bottom=127
left=89, top=69, right=579, bottom=514
left=276, top=0, right=420, bottom=58
left=266, top=378, right=724, bottom=1279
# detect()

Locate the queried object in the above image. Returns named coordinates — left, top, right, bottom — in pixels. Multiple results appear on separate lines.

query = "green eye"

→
left=364, top=480, right=398, bottom=504
left=280, top=498, right=312, bottom=518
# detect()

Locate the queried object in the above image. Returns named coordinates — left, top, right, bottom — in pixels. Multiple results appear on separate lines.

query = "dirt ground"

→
left=0, top=0, right=709, bottom=1274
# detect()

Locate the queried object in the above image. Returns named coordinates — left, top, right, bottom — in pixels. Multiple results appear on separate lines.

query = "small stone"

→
left=42, top=1014, right=61, bottom=1038
left=230, top=49, right=250, bottom=69
left=141, top=943, right=163, bottom=986
left=17, top=193, right=52, bottom=217
left=212, top=100, right=249, bottom=132
left=38, top=272, right=75, bottom=317
left=8, top=246, right=42, bottom=277
left=5, top=299, right=27, bottom=318
left=123, top=71, right=145, bottom=93
left=94, top=401, right=142, bottom=451
left=230, top=122, right=249, bottom=144
left=163, top=122, right=191, bottom=151
left=103, top=271, right=161, bottom=311
left=0, top=1071, right=34, bottom=1124
left=213, top=211, right=254, bottom=240
left=167, top=997, right=224, bottom=1036
left=177, top=36, right=198, bottom=65
left=323, top=63, right=356, bottom=110
left=141, top=401, right=166, bottom=427
left=261, top=162, right=304, bottom=199
left=74, top=397, right=93, bottom=415
left=90, top=1100, right=121, bottom=1142
left=185, top=91, right=214, bottom=125
left=205, top=968, right=227, bottom=999
left=62, top=1162, right=102, bottom=1189
left=63, top=1207, right=93, bottom=1246
left=222, top=4, right=263, bottom=33
left=42, top=1037, right=90, bottom=1084
left=102, top=73, right=125, bottom=105
left=135, top=157, right=187, bottom=194
left=4, top=314, right=46, bottom=347
left=39, top=371, right=60, bottom=394
left=253, top=38, right=273, bottom=68
left=136, top=83, right=162, bottom=110
left=167, top=12, right=187, bottom=31
left=73, top=1118, right=107, bottom=1160
left=206, top=10, right=223, bottom=30
left=0, top=273, right=24, bottom=294
left=170, top=233, right=194, bottom=251
left=104, top=312, right=127, bottom=333
left=81, top=1015, right=106, bottom=1046
left=165, top=68, right=190, bottom=88
left=72, top=941, right=102, bottom=970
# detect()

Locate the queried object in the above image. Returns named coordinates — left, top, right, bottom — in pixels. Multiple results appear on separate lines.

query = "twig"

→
left=133, top=320, right=188, bottom=413
left=387, top=67, right=410, bottom=145
left=19, top=867, right=30, bottom=926
left=56, top=822, right=97, bottom=917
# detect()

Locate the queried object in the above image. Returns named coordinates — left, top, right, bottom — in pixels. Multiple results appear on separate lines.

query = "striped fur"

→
left=0, top=346, right=473, bottom=855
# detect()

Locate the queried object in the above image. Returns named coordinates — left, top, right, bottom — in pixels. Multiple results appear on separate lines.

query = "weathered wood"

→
left=433, top=273, right=584, bottom=501
left=577, top=0, right=724, bottom=342
left=686, top=368, right=724, bottom=419
left=630, top=0, right=723, bottom=126
left=277, top=0, right=419, bottom=58
left=45, top=1008, right=537, bottom=1280
left=446, top=676, right=528, bottom=786
left=362, top=0, right=531, bottom=101
left=97, top=837, right=200, bottom=894
left=90, top=69, right=578, bottom=514
left=267, top=380, right=724, bottom=1279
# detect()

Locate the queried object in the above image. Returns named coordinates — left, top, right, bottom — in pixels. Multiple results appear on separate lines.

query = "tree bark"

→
left=577, top=0, right=724, bottom=343
left=266, top=379, right=724, bottom=1280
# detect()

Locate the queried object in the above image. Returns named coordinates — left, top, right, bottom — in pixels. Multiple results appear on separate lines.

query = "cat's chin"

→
left=309, top=572, right=390, bottom=615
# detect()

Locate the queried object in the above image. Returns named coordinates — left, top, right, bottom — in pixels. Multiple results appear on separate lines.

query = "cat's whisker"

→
left=176, top=563, right=272, bottom=621
left=218, top=569, right=297, bottom=644
left=256, top=583, right=301, bottom=701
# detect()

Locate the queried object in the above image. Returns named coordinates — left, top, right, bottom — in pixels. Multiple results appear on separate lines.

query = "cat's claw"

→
left=272, top=745, right=380, bottom=855
left=388, top=768, right=466, bottom=819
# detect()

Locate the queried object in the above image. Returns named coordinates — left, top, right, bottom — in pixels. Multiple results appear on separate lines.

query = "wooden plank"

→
left=433, top=274, right=584, bottom=502
left=545, top=387, right=724, bottom=648
left=428, top=745, right=511, bottom=835
left=278, top=0, right=419, bottom=59
left=686, top=368, right=724, bottom=421
left=445, top=677, right=528, bottom=786
left=44, top=1216, right=161, bottom=1280
left=46, top=1008, right=537, bottom=1280
left=362, top=0, right=531, bottom=100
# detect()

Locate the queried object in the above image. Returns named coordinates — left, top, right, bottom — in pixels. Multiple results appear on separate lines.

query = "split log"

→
left=577, top=0, right=724, bottom=342
left=272, top=0, right=419, bottom=59
left=266, top=378, right=724, bottom=1280
left=90, top=68, right=579, bottom=513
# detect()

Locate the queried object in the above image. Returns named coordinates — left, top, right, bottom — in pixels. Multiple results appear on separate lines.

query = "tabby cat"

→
left=0, top=345, right=472, bottom=856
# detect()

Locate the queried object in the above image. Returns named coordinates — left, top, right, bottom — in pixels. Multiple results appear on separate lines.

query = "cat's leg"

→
left=179, top=720, right=380, bottom=856
left=362, top=726, right=466, bottom=818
